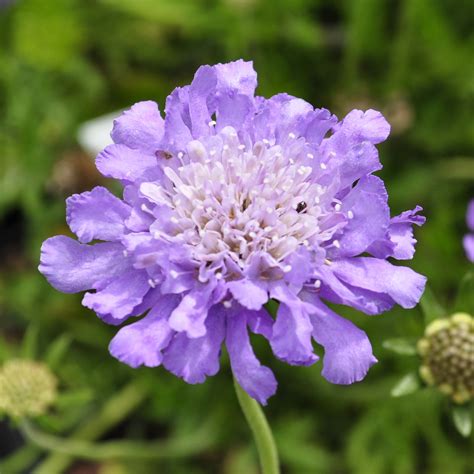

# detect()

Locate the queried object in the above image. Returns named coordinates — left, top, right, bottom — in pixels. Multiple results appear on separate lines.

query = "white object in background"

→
left=77, top=111, right=121, bottom=156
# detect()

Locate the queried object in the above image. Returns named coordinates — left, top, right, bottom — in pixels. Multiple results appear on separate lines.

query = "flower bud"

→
left=0, top=359, right=57, bottom=418
left=418, top=313, right=474, bottom=404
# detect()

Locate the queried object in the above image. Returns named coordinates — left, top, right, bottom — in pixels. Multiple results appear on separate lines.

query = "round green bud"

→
left=418, top=313, right=474, bottom=404
left=0, top=359, right=57, bottom=418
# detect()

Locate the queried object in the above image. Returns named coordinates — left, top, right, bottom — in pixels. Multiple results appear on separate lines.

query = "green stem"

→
left=32, top=381, right=147, bottom=474
left=19, top=418, right=214, bottom=461
left=233, top=378, right=280, bottom=474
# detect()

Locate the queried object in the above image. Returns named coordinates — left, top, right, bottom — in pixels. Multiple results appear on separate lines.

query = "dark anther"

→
left=155, top=150, right=173, bottom=160
left=242, top=198, right=250, bottom=211
left=296, top=201, right=307, bottom=213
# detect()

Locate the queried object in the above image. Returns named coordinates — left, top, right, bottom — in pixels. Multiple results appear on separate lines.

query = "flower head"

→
left=0, top=359, right=57, bottom=418
left=39, top=60, right=426, bottom=404
left=418, top=313, right=474, bottom=404
left=463, top=200, right=474, bottom=262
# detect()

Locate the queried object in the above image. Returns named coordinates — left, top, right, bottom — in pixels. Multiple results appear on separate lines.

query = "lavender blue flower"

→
left=39, top=60, right=427, bottom=404
left=463, top=200, right=474, bottom=262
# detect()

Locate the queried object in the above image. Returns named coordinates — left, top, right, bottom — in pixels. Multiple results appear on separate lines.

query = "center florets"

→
left=143, top=126, right=341, bottom=268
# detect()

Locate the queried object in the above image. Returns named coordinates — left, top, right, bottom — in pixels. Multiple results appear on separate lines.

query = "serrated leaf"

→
left=419, top=284, right=446, bottom=324
left=382, top=338, right=417, bottom=356
left=452, top=405, right=472, bottom=437
left=453, top=272, right=474, bottom=315
left=390, top=373, right=420, bottom=397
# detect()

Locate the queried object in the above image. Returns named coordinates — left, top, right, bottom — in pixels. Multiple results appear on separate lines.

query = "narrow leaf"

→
left=419, top=285, right=446, bottom=325
left=45, top=334, right=72, bottom=370
left=453, top=272, right=474, bottom=315
left=390, top=373, right=420, bottom=397
left=452, top=405, right=472, bottom=437
left=21, top=324, right=40, bottom=359
left=382, top=338, right=417, bottom=356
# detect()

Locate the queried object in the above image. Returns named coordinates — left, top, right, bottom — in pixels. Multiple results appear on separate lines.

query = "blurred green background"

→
left=0, top=0, right=473, bottom=473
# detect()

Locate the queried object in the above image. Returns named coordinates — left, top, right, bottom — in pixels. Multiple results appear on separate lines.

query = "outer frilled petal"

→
left=168, top=284, right=215, bottom=338
left=82, top=270, right=150, bottom=321
left=464, top=234, right=474, bottom=262
left=250, top=94, right=336, bottom=145
left=66, top=187, right=130, bottom=244
left=338, top=109, right=390, bottom=144
left=188, top=65, right=217, bottom=138
left=111, top=101, right=164, bottom=153
left=467, top=200, right=474, bottom=231
left=39, top=236, right=130, bottom=293
left=95, top=144, right=158, bottom=182
left=164, top=87, right=193, bottom=150
left=302, top=293, right=377, bottom=384
left=368, top=206, right=425, bottom=260
left=109, top=295, right=179, bottom=368
left=269, top=285, right=317, bottom=366
left=331, top=257, right=427, bottom=309
left=227, top=278, right=268, bottom=311
left=226, top=307, right=277, bottom=405
left=162, top=305, right=225, bottom=384
left=316, top=265, right=394, bottom=315
left=214, top=59, right=257, bottom=97
left=338, top=175, right=390, bottom=257
left=320, top=136, right=382, bottom=190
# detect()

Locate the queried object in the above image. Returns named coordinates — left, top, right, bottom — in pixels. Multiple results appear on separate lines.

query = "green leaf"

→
left=382, top=338, right=417, bottom=356
left=452, top=405, right=472, bottom=437
left=45, top=334, right=73, bottom=370
left=390, top=373, right=420, bottom=397
left=21, top=324, right=39, bottom=359
left=453, top=272, right=474, bottom=315
left=264, top=299, right=279, bottom=317
left=419, top=284, right=446, bottom=324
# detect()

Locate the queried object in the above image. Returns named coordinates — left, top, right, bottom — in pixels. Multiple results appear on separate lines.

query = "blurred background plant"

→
left=0, top=0, right=473, bottom=473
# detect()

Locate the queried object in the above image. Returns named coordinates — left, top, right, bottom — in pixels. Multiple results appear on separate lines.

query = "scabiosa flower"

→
left=463, top=200, right=474, bottom=262
left=39, top=60, right=427, bottom=404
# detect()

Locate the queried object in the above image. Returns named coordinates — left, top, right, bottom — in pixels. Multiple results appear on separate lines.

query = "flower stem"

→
left=233, top=378, right=280, bottom=474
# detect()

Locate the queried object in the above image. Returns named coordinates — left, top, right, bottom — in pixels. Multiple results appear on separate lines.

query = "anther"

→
left=296, top=201, right=307, bottom=213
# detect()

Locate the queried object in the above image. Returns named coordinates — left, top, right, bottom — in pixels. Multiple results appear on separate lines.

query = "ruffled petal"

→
left=162, top=305, right=225, bottom=384
left=270, top=302, right=317, bottom=366
left=338, top=176, right=390, bottom=256
left=164, top=87, right=193, bottom=150
left=82, top=269, right=150, bottom=321
left=339, top=109, right=390, bottom=144
left=302, top=292, right=377, bottom=384
left=226, top=307, right=277, bottom=405
left=227, top=278, right=268, bottom=310
left=317, top=265, right=394, bottom=315
left=214, top=59, right=257, bottom=97
left=109, top=295, right=179, bottom=368
left=331, top=257, right=426, bottom=309
left=39, top=236, right=129, bottom=293
left=463, top=234, right=474, bottom=262
left=111, top=101, right=164, bottom=153
left=188, top=65, right=217, bottom=138
left=247, top=307, right=274, bottom=339
left=168, top=285, right=215, bottom=338
left=66, top=186, right=130, bottom=243
left=467, top=200, right=474, bottom=231
left=96, top=144, right=158, bottom=182
left=368, top=206, right=426, bottom=260
left=321, top=136, right=382, bottom=190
